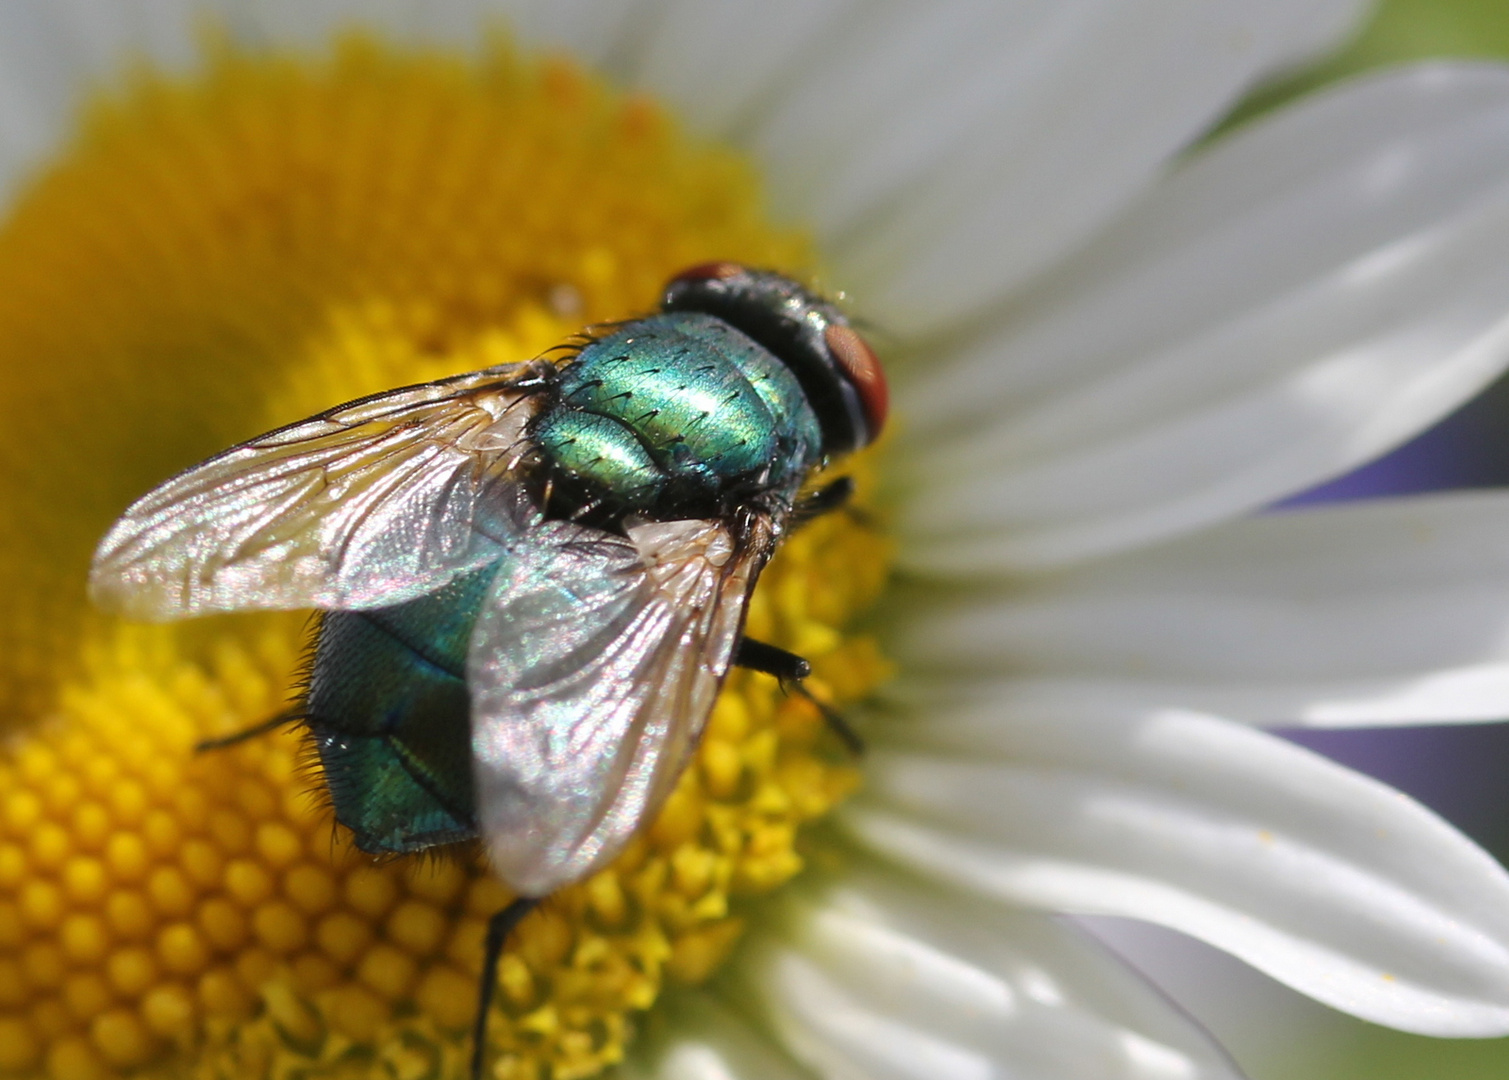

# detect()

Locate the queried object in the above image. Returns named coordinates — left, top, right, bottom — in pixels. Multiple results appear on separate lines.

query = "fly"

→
left=89, top=262, right=888, bottom=1078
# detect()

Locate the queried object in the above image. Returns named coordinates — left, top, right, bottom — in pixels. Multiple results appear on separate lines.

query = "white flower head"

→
left=5, top=2, right=1509, bottom=1079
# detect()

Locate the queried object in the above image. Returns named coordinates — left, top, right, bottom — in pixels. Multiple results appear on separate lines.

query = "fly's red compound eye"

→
left=824, top=322, right=887, bottom=443
left=668, top=261, right=746, bottom=286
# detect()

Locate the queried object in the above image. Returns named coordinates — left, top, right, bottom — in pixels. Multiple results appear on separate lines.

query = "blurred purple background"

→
left=1281, top=369, right=1509, bottom=861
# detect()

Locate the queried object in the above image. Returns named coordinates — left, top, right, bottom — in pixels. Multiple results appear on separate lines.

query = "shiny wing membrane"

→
left=469, top=515, right=773, bottom=897
left=90, top=361, right=556, bottom=620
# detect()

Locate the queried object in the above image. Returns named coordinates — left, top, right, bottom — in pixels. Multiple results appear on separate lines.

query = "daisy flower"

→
left=5, top=2, right=1509, bottom=1079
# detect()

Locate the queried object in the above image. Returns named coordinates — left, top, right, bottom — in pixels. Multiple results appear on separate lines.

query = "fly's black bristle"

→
left=285, top=611, right=323, bottom=702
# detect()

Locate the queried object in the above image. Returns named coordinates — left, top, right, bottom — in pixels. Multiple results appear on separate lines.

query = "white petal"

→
left=846, top=709, right=1509, bottom=1034
left=900, top=63, right=1509, bottom=571
left=1258, top=0, right=1372, bottom=76
left=479, top=0, right=657, bottom=69
left=804, top=0, right=1372, bottom=335
left=890, top=669, right=1509, bottom=732
left=0, top=0, right=209, bottom=201
left=232, top=0, right=662, bottom=71
left=526, top=0, right=1363, bottom=282
left=0, top=3, right=81, bottom=188
left=48, top=0, right=207, bottom=72
left=623, top=998, right=811, bottom=1080
left=739, top=867, right=1240, bottom=1080
left=895, top=489, right=1509, bottom=726
left=235, top=0, right=472, bottom=52
left=623, top=0, right=860, bottom=139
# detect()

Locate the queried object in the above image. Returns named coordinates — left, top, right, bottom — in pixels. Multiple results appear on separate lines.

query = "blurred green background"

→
left=1120, top=4, right=1509, bottom=1079
left=1253, top=0, right=1509, bottom=115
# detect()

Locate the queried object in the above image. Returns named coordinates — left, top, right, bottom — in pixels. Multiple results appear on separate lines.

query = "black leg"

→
left=471, top=896, right=541, bottom=1080
left=791, top=684, right=865, bottom=756
left=733, top=638, right=864, bottom=756
left=194, top=710, right=302, bottom=753
left=733, top=638, right=810, bottom=681
left=792, top=476, right=855, bottom=528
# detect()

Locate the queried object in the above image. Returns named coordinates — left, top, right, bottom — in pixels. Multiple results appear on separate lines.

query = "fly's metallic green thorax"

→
left=533, top=311, right=823, bottom=519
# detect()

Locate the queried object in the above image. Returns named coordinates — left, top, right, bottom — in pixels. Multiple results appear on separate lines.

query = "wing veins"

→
left=469, top=516, right=774, bottom=896
left=91, top=362, right=553, bottom=619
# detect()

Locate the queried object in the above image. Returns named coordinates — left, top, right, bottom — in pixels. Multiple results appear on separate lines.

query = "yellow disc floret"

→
left=0, top=32, right=892, bottom=1080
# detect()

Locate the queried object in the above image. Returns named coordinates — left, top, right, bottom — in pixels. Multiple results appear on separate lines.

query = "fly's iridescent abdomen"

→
left=308, top=566, right=494, bottom=853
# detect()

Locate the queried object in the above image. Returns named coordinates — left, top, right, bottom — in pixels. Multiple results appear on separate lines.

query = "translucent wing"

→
left=468, top=514, right=773, bottom=897
left=90, top=361, right=556, bottom=620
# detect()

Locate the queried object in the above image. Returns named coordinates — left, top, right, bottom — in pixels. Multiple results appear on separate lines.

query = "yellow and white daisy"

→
left=5, top=2, right=1509, bottom=1079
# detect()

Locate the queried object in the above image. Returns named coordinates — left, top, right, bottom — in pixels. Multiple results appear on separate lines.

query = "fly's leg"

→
left=193, top=710, right=303, bottom=752
left=734, top=638, right=810, bottom=681
left=472, top=896, right=541, bottom=1080
left=733, top=638, right=864, bottom=755
left=791, top=476, right=855, bottom=529
left=795, top=684, right=866, bottom=757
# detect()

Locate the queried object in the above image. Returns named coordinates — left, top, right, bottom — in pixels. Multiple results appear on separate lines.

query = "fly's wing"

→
left=90, top=361, right=556, bottom=620
left=468, top=514, right=772, bottom=897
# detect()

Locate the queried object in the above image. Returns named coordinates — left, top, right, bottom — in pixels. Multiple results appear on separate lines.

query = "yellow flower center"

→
left=0, top=33, right=892, bottom=1080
